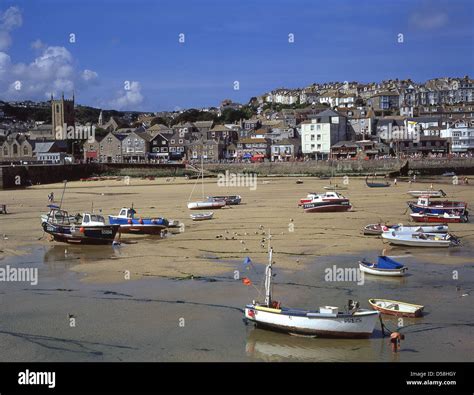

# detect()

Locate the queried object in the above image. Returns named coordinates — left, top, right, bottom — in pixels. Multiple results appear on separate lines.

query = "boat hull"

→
left=364, top=223, right=449, bottom=235
left=408, top=190, right=445, bottom=198
left=43, top=222, right=119, bottom=244
left=410, top=213, right=467, bottom=223
left=108, top=216, right=168, bottom=234
left=187, top=201, right=226, bottom=210
left=359, top=262, right=407, bottom=277
left=369, top=299, right=423, bottom=318
left=211, top=196, right=241, bottom=205
left=303, top=201, right=352, bottom=213
left=244, top=305, right=379, bottom=338
left=381, top=233, right=454, bottom=247
left=408, top=202, right=467, bottom=215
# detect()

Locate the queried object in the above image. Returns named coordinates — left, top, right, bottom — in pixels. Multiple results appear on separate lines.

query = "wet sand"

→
left=0, top=176, right=473, bottom=361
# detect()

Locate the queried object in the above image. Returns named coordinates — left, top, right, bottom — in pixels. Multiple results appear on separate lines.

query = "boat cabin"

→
left=117, top=208, right=137, bottom=218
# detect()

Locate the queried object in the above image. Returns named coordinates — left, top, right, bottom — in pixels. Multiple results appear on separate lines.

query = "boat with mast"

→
left=244, top=245, right=379, bottom=338
left=187, top=150, right=225, bottom=211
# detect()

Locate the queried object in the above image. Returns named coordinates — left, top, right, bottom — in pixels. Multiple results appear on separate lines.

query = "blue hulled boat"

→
left=108, top=207, right=169, bottom=234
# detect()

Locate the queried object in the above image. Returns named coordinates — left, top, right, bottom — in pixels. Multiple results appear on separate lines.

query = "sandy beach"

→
left=0, top=176, right=473, bottom=282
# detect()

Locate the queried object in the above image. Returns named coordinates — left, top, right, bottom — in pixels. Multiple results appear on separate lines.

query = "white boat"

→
left=244, top=247, right=379, bottom=338
left=381, top=231, right=460, bottom=247
left=359, top=256, right=407, bottom=277
left=408, top=190, right=446, bottom=198
left=382, top=224, right=449, bottom=234
left=187, top=198, right=225, bottom=210
left=190, top=212, right=213, bottom=221
left=187, top=154, right=226, bottom=210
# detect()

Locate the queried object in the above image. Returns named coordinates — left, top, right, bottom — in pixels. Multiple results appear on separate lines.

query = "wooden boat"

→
left=363, top=223, right=448, bottom=235
left=381, top=231, right=460, bottom=247
left=210, top=195, right=241, bottom=205
left=302, top=191, right=352, bottom=213
left=407, top=196, right=467, bottom=215
left=410, top=212, right=469, bottom=223
left=42, top=208, right=120, bottom=245
left=408, top=190, right=446, bottom=198
left=368, top=298, right=424, bottom=318
left=359, top=256, right=407, bottom=277
left=244, top=247, right=379, bottom=338
left=108, top=207, right=169, bottom=234
left=190, top=212, right=213, bottom=221
left=366, top=175, right=390, bottom=188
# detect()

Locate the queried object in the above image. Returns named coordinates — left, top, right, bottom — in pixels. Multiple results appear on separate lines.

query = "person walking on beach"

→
left=48, top=192, right=54, bottom=203
left=394, top=178, right=397, bottom=186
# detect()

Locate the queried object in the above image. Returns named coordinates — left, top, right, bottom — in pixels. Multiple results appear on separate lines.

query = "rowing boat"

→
left=190, top=212, right=214, bottom=221
left=359, top=256, right=407, bottom=277
left=368, top=298, right=424, bottom=317
left=381, top=231, right=460, bottom=247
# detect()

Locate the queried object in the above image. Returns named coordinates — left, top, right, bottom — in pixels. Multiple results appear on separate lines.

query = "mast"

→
left=59, top=180, right=67, bottom=209
left=264, top=247, right=273, bottom=306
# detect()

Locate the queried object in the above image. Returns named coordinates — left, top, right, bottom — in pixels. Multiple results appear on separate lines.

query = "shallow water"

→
left=0, top=244, right=472, bottom=362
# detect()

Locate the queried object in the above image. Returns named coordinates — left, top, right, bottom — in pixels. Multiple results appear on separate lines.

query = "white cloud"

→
left=0, top=6, right=22, bottom=51
left=0, top=7, right=99, bottom=101
left=31, top=39, right=45, bottom=50
left=410, top=9, right=448, bottom=30
left=0, top=6, right=22, bottom=31
left=82, top=69, right=98, bottom=81
left=109, top=81, right=144, bottom=110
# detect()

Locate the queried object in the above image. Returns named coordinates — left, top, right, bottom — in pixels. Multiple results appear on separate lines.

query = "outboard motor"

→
left=347, top=300, right=360, bottom=313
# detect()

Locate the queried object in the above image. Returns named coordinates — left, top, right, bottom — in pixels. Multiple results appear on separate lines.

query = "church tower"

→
left=51, top=92, right=75, bottom=139
left=98, top=110, right=103, bottom=126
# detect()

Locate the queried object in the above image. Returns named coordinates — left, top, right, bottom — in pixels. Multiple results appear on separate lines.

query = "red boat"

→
left=410, top=212, right=469, bottom=223
left=302, top=191, right=352, bottom=213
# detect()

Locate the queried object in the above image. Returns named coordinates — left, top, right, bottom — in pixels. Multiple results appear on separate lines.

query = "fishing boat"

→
left=190, top=212, right=213, bottom=221
left=209, top=195, right=241, bottom=205
left=244, top=248, right=380, bottom=338
left=42, top=208, right=120, bottom=245
left=108, top=207, right=169, bottom=234
left=410, top=212, right=469, bottom=223
left=302, top=191, right=352, bottom=213
left=40, top=204, right=78, bottom=224
left=381, top=231, right=460, bottom=247
left=407, top=196, right=468, bottom=215
left=408, top=190, right=446, bottom=198
left=365, top=175, right=390, bottom=188
left=368, top=298, right=424, bottom=318
left=363, top=223, right=448, bottom=236
left=359, top=256, right=407, bottom=277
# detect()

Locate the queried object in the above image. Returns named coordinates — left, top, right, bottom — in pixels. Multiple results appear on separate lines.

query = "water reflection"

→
left=245, top=327, right=381, bottom=362
left=43, top=244, right=123, bottom=267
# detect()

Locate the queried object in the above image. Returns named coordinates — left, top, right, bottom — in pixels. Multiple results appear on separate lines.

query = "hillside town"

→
left=1, top=76, right=473, bottom=165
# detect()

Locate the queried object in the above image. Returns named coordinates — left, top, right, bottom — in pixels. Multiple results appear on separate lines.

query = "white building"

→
left=441, top=119, right=474, bottom=153
left=300, top=109, right=347, bottom=159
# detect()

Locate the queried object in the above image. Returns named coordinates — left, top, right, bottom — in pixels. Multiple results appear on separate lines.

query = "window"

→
left=23, top=146, right=28, bottom=155
left=310, top=135, right=315, bottom=141
left=316, top=124, right=321, bottom=130
left=13, top=144, right=18, bottom=155
left=317, top=144, right=321, bottom=149
left=179, top=139, right=183, bottom=144
left=171, top=139, right=175, bottom=144
left=3, top=146, right=7, bottom=156
left=56, top=105, right=59, bottom=113
left=317, top=135, right=321, bottom=141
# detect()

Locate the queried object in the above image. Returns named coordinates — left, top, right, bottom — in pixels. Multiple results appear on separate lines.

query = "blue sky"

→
left=0, top=0, right=473, bottom=111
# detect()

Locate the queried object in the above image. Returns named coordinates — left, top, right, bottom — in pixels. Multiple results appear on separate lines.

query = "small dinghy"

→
left=368, top=298, right=424, bottom=318
left=190, top=212, right=213, bottom=221
left=365, top=175, right=390, bottom=188
left=359, top=256, right=407, bottom=277
left=363, top=223, right=448, bottom=236
left=244, top=247, right=379, bottom=338
left=382, top=231, right=460, bottom=247
left=408, top=190, right=446, bottom=198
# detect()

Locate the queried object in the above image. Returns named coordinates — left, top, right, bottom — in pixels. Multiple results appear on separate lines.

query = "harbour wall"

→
left=0, top=159, right=472, bottom=189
